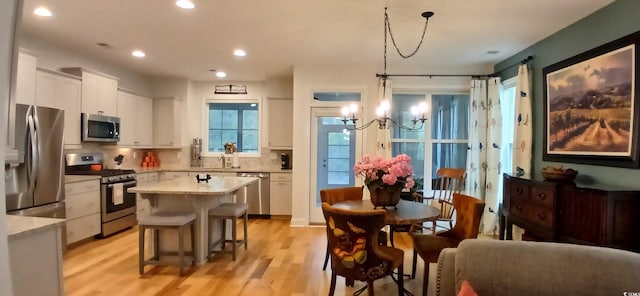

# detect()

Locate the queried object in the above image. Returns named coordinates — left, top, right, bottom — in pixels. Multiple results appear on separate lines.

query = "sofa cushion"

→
left=453, top=240, right=640, bottom=296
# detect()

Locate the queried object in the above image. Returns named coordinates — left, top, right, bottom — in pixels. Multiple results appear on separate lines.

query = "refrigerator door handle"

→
left=32, top=107, right=41, bottom=184
left=27, top=112, right=38, bottom=191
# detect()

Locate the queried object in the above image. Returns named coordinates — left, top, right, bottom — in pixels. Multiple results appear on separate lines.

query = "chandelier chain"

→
left=384, top=8, right=431, bottom=60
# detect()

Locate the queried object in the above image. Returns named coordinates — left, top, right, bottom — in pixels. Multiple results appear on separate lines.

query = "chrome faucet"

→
left=218, top=155, right=226, bottom=168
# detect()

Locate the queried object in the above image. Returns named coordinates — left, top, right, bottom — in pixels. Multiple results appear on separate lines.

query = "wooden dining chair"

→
left=419, top=168, right=467, bottom=233
left=409, top=193, right=485, bottom=295
left=320, top=186, right=365, bottom=271
left=321, top=202, right=404, bottom=296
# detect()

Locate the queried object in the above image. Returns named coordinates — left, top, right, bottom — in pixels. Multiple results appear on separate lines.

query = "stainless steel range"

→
left=65, top=153, right=137, bottom=237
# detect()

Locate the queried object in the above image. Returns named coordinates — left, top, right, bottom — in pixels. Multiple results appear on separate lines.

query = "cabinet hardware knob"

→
left=537, top=212, right=545, bottom=220
left=516, top=205, right=523, bottom=211
left=536, top=194, right=545, bottom=200
left=516, top=187, right=523, bottom=193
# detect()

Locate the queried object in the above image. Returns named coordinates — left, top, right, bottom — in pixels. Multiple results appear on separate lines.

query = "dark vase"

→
left=369, top=186, right=402, bottom=209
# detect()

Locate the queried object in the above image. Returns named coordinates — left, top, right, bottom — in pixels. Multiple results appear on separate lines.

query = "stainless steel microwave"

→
left=81, top=113, right=120, bottom=142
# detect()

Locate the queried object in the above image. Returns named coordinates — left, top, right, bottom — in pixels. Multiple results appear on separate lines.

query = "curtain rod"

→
left=490, top=55, right=533, bottom=76
left=376, top=55, right=534, bottom=79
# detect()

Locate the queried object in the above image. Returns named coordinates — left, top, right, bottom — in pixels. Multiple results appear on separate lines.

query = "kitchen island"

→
left=129, top=175, right=258, bottom=264
left=7, top=215, right=65, bottom=296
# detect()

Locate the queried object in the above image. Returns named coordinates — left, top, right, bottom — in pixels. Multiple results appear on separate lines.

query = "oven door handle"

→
left=106, top=180, right=137, bottom=188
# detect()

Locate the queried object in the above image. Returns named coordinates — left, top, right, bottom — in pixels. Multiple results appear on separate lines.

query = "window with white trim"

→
left=206, top=102, right=260, bottom=153
left=390, top=92, right=470, bottom=191
left=500, top=77, right=517, bottom=175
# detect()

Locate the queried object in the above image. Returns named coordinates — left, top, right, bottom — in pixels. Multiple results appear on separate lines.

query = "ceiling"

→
left=19, top=0, right=615, bottom=82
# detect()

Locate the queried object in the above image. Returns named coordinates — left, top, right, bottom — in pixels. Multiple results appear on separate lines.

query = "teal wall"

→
left=495, top=0, right=640, bottom=186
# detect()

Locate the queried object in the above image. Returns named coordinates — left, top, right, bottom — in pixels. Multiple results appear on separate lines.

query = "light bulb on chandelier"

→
left=342, top=7, right=433, bottom=131
left=341, top=100, right=428, bottom=131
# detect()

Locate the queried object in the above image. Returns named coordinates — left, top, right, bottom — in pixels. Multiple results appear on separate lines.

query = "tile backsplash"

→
left=65, top=143, right=291, bottom=171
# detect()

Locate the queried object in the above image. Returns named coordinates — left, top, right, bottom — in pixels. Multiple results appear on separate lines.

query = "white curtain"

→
left=513, top=64, right=532, bottom=178
left=376, top=77, right=392, bottom=158
left=509, top=64, right=532, bottom=240
left=466, top=78, right=503, bottom=234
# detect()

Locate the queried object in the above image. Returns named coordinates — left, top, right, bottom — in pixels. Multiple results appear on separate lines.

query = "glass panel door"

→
left=310, top=107, right=360, bottom=223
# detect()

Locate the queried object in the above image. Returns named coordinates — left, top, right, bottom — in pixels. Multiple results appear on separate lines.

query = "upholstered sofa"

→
left=434, top=239, right=640, bottom=296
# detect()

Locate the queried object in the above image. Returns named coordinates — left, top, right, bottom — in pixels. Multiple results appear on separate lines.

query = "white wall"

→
left=1, top=0, right=19, bottom=294
left=289, top=64, right=482, bottom=226
left=291, top=64, right=379, bottom=226
left=188, top=78, right=293, bottom=151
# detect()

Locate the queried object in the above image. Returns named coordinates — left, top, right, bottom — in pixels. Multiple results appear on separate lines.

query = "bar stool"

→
left=208, top=203, right=248, bottom=260
left=138, top=211, right=196, bottom=276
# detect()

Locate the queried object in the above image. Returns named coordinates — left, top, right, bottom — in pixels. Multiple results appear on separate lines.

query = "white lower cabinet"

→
left=65, top=179, right=101, bottom=244
left=270, top=173, right=292, bottom=216
left=135, top=172, right=159, bottom=218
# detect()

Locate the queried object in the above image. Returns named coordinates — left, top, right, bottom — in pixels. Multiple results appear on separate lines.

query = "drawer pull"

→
left=537, top=212, right=546, bottom=220
left=515, top=205, right=523, bottom=211
left=516, top=187, right=523, bottom=193
left=536, top=193, right=546, bottom=200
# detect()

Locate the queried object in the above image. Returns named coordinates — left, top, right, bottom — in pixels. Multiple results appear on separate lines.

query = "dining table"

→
left=331, top=199, right=441, bottom=227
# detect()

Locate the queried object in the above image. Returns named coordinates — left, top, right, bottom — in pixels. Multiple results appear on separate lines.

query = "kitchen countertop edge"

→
left=65, top=175, right=102, bottom=183
left=129, top=176, right=259, bottom=195
left=7, top=215, right=66, bottom=240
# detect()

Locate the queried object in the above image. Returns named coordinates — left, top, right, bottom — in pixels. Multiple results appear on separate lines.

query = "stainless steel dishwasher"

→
left=236, top=172, right=270, bottom=217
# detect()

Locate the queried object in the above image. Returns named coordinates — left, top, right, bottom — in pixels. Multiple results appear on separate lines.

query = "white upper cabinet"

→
left=153, top=98, right=182, bottom=148
left=35, top=69, right=82, bottom=147
left=15, top=51, right=37, bottom=106
left=137, top=95, right=153, bottom=146
left=117, top=91, right=153, bottom=147
left=61, top=67, right=118, bottom=117
left=267, top=98, right=293, bottom=149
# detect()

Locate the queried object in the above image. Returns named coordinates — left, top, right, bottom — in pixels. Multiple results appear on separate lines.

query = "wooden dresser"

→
left=501, top=173, right=640, bottom=252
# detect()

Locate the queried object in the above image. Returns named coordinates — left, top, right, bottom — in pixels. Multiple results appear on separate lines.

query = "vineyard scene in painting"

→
left=546, top=45, right=634, bottom=156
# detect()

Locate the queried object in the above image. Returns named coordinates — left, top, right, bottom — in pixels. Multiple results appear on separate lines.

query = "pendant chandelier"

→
left=342, top=7, right=435, bottom=131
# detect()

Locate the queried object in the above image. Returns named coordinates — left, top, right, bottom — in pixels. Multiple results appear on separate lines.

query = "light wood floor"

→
left=63, top=219, right=428, bottom=296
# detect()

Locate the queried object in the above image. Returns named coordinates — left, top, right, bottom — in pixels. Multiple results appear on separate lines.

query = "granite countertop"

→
left=129, top=176, right=258, bottom=195
left=131, top=167, right=292, bottom=174
left=6, top=215, right=66, bottom=240
left=65, top=175, right=101, bottom=183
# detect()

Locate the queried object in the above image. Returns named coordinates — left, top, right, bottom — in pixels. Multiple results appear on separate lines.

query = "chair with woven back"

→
left=388, top=168, right=466, bottom=247
left=409, top=193, right=485, bottom=295
left=420, top=168, right=467, bottom=233
left=321, top=202, right=404, bottom=296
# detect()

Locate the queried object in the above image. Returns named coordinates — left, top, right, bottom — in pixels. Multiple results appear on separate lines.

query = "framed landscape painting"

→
left=543, top=31, right=640, bottom=168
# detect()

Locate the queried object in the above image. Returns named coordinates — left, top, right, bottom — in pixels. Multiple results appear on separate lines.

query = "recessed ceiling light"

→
left=216, top=71, right=227, bottom=78
left=131, top=50, right=146, bottom=58
left=176, top=0, right=195, bottom=9
left=234, top=49, right=246, bottom=57
left=33, top=7, right=52, bottom=17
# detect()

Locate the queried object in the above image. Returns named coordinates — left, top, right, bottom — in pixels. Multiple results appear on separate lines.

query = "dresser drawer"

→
left=65, top=180, right=100, bottom=195
left=66, top=213, right=101, bottom=244
left=530, top=186, right=555, bottom=208
left=508, top=181, right=530, bottom=200
left=66, top=190, right=100, bottom=220
left=510, top=199, right=554, bottom=230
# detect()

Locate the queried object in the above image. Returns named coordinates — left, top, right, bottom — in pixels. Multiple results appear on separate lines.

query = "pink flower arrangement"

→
left=353, top=154, right=415, bottom=191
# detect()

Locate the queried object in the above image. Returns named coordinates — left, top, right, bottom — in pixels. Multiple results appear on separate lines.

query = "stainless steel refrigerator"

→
left=5, top=103, right=65, bottom=218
